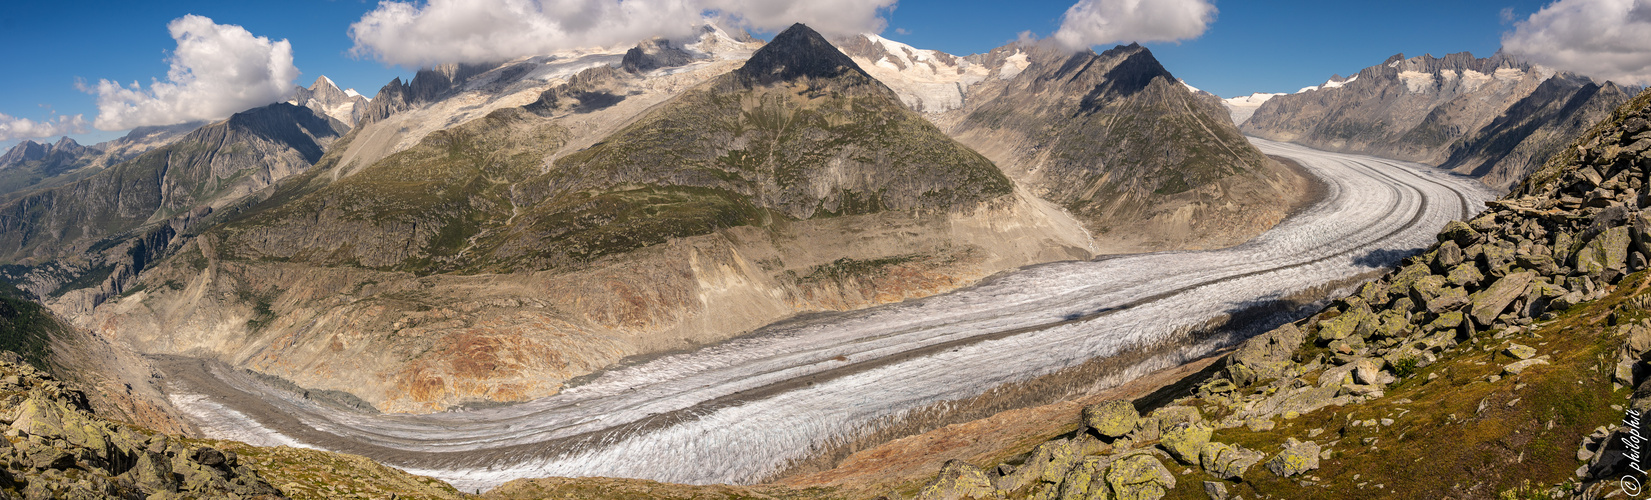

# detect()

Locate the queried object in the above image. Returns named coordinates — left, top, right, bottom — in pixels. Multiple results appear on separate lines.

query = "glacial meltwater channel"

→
left=163, top=139, right=1499, bottom=490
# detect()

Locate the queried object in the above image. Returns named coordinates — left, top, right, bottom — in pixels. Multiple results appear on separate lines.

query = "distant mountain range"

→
left=1242, top=51, right=1638, bottom=189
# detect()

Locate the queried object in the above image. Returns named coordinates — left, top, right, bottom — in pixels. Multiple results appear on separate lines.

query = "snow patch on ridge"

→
left=839, top=33, right=991, bottom=113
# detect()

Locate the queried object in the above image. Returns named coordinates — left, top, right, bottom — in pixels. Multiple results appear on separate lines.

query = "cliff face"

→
left=936, top=42, right=1316, bottom=253
left=1244, top=52, right=1635, bottom=191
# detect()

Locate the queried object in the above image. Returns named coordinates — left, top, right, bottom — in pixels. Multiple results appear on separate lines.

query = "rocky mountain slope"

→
left=928, top=42, right=1316, bottom=253
left=287, top=76, right=370, bottom=128
left=0, top=124, right=205, bottom=204
left=1245, top=51, right=1634, bottom=190
left=73, top=24, right=1095, bottom=414
left=0, top=103, right=346, bottom=316
left=880, top=75, right=1651, bottom=500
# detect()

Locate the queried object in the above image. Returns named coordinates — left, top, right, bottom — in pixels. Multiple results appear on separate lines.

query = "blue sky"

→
left=0, top=0, right=1609, bottom=149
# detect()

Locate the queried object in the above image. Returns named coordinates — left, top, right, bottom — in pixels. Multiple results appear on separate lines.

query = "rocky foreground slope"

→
left=891, top=81, right=1651, bottom=499
left=1245, top=51, right=1633, bottom=190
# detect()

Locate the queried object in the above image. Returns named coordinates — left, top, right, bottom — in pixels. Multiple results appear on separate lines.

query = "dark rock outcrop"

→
left=736, top=23, right=870, bottom=87
left=621, top=37, right=694, bottom=73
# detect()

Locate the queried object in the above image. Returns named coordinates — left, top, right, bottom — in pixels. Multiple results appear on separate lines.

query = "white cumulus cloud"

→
left=0, top=113, right=90, bottom=143
left=1052, top=0, right=1216, bottom=51
left=1502, top=0, right=1651, bottom=85
left=87, top=15, right=300, bottom=131
left=348, top=0, right=896, bottom=68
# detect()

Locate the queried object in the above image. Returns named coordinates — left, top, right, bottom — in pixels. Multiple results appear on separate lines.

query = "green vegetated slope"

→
left=900, top=88, right=1651, bottom=500
left=218, top=23, right=1011, bottom=275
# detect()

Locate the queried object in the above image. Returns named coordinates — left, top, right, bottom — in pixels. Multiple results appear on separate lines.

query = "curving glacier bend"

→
left=165, top=138, right=1498, bottom=490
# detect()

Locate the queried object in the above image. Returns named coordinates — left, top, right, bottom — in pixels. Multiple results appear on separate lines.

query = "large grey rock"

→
left=1265, top=438, right=1321, bottom=477
left=1576, top=226, right=1631, bottom=277
left=1469, top=272, right=1536, bottom=326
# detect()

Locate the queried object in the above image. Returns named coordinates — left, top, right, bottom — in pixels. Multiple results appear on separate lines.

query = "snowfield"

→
left=169, top=139, right=1497, bottom=490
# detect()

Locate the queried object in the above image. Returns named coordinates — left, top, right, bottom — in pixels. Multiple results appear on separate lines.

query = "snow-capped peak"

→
left=833, top=33, right=989, bottom=113
left=1297, top=74, right=1357, bottom=94
left=1223, top=92, right=1286, bottom=107
left=344, top=88, right=362, bottom=99
left=318, top=75, right=337, bottom=89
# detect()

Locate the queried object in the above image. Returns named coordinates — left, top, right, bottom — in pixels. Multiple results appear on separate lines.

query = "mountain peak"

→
left=0, top=140, right=48, bottom=167
left=313, top=75, right=339, bottom=91
left=736, top=23, right=868, bottom=86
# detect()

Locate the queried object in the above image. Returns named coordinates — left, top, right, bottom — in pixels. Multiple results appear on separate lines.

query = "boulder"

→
left=1435, top=241, right=1464, bottom=270
left=1440, top=220, right=1480, bottom=247
left=1160, top=423, right=1213, bottom=464
left=1505, top=358, right=1551, bottom=375
left=1227, top=323, right=1306, bottom=385
left=917, top=460, right=1001, bottom=500
left=1505, top=344, right=1537, bottom=360
left=1575, top=226, right=1631, bottom=276
left=1056, top=456, right=1108, bottom=500
left=1265, top=438, right=1321, bottom=477
left=1388, top=263, right=1433, bottom=297
left=1446, top=263, right=1485, bottom=288
left=1516, top=252, right=1561, bottom=276
left=996, top=439, right=1080, bottom=491
left=1204, top=480, right=1229, bottom=500
left=1353, top=358, right=1393, bottom=386
left=1481, top=242, right=1517, bottom=277
left=1106, top=454, right=1176, bottom=500
left=1200, top=442, right=1264, bottom=480
left=1150, top=406, right=1205, bottom=428
left=1084, top=401, right=1140, bottom=438
left=1469, top=272, right=1536, bottom=326
left=1425, top=311, right=1465, bottom=334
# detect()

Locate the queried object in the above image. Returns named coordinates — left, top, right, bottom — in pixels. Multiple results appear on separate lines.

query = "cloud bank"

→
left=1052, top=0, right=1216, bottom=51
left=348, top=0, right=897, bottom=67
left=1502, top=0, right=1651, bottom=85
left=88, top=15, right=299, bottom=131
left=0, top=113, right=89, bottom=143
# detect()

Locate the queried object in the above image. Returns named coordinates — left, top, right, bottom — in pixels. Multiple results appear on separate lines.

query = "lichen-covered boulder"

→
left=1084, top=400, right=1140, bottom=438
left=1160, top=422, right=1212, bottom=464
left=917, top=460, right=1002, bottom=500
left=995, top=438, right=1079, bottom=492
left=1440, top=220, right=1480, bottom=247
left=1057, top=456, right=1109, bottom=500
left=1226, top=323, right=1305, bottom=385
left=1201, top=442, right=1265, bottom=480
left=1265, top=438, right=1321, bottom=477
left=1575, top=226, right=1631, bottom=276
left=1106, top=454, right=1176, bottom=500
